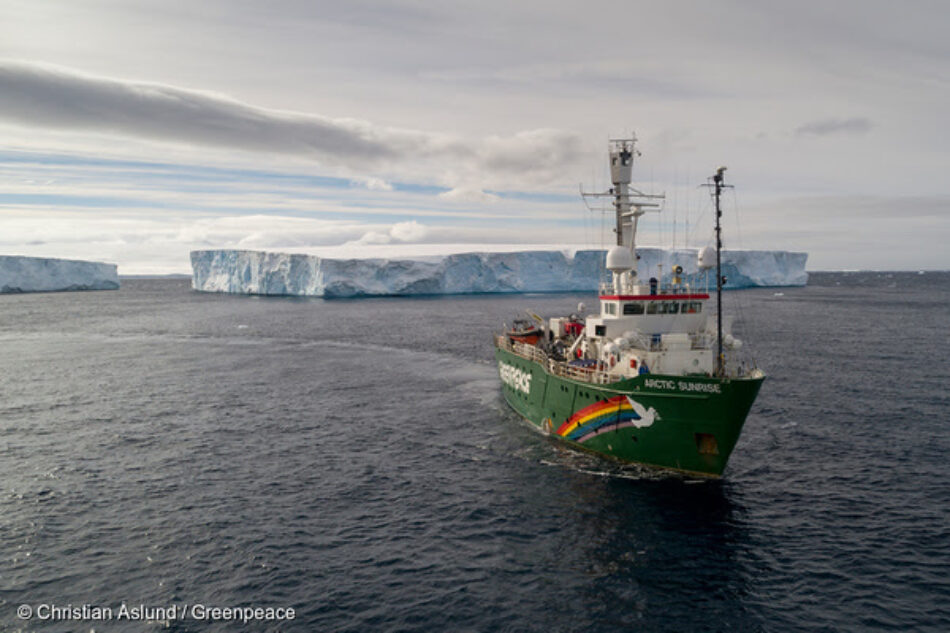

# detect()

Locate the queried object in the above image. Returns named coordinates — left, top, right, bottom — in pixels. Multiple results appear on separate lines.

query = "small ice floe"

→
left=773, top=292, right=785, bottom=297
left=236, top=324, right=249, bottom=329
left=918, top=270, right=926, bottom=275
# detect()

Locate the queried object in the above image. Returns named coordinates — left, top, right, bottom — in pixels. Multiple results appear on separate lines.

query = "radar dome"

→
left=606, top=246, right=635, bottom=272
left=698, top=246, right=716, bottom=270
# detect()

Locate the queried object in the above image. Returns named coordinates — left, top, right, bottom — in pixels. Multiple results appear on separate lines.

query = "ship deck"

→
left=494, top=335, right=617, bottom=385
left=494, top=334, right=759, bottom=384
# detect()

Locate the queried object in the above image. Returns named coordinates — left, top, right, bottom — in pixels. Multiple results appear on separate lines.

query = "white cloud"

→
left=437, top=187, right=501, bottom=203
left=352, top=176, right=394, bottom=191
left=0, top=60, right=586, bottom=191
left=350, top=230, right=393, bottom=246
left=389, top=220, right=428, bottom=242
left=345, top=220, right=430, bottom=247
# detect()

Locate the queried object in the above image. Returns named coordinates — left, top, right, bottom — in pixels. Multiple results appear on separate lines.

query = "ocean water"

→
left=1, top=272, right=948, bottom=632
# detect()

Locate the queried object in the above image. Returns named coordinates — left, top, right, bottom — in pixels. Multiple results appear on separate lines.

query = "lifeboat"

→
left=506, top=318, right=543, bottom=345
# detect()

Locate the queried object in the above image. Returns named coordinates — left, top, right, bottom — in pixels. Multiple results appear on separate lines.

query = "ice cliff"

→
left=0, top=256, right=119, bottom=293
left=191, top=248, right=807, bottom=298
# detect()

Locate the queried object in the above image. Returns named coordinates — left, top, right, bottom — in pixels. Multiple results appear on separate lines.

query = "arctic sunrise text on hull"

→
left=494, top=136, right=765, bottom=477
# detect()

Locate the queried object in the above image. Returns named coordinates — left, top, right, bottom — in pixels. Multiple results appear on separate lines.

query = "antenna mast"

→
left=710, top=167, right=732, bottom=376
left=581, top=135, right=664, bottom=280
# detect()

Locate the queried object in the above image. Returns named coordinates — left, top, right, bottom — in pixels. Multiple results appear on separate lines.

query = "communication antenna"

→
left=702, top=167, right=733, bottom=376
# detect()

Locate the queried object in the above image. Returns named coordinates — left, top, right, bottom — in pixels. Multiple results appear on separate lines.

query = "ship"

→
left=494, top=136, right=765, bottom=477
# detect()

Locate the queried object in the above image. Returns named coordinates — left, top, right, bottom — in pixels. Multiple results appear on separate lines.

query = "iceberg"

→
left=0, top=256, right=119, bottom=293
left=191, top=248, right=807, bottom=298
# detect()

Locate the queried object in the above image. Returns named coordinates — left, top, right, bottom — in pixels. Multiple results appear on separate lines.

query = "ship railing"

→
left=598, top=280, right=701, bottom=296
left=496, top=333, right=760, bottom=382
left=546, top=358, right=613, bottom=385
left=721, top=348, right=760, bottom=379
left=691, top=333, right=713, bottom=350
left=598, top=280, right=638, bottom=295
left=494, top=335, right=613, bottom=385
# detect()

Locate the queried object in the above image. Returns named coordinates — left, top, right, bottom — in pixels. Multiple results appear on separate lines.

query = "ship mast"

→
left=581, top=135, right=664, bottom=282
left=711, top=167, right=731, bottom=376
left=610, top=138, right=635, bottom=247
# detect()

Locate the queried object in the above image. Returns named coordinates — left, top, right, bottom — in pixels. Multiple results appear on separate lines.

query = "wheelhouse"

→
left=600, top=294, right=708, bottom=318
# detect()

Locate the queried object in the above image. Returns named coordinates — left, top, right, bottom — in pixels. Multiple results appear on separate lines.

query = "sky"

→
left=1, top=0, right=948, bottom=273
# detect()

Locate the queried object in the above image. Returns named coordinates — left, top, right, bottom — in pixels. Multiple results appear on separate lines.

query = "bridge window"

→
left=646, top=302, right=658, bottom=315
left=623, top=303, right=644, bottom=315
left=667, top=302, right=679, bottom=314
left=685, top=302, right=703, bottom=314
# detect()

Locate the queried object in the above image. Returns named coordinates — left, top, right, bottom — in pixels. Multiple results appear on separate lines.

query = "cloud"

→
left=0, top=60, right=586, bottom=190
left=389, top=220, right=428, bottom=242
left=422, top=59, right=718, bottom=100
left=437, top=187, right=501, bottom=203
left=794, top=117, right=874, bottom=137
left=352, top=176, right=394, bottom=191
left=349, top=230, right=393, bottom=245
left=174, top=215, right=375, bottom=248
left=346, top=220, right=429, bottom=246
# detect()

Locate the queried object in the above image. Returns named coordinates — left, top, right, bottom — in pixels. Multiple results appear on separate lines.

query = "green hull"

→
left=495, top=346, right=764, bottom=477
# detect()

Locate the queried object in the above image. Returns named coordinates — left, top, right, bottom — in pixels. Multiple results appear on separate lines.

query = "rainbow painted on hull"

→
left=557, top=396, right=659, bottom=443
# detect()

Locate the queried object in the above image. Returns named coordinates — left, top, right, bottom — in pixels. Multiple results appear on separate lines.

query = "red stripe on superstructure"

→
left=598, top=294, right=710, bottom=300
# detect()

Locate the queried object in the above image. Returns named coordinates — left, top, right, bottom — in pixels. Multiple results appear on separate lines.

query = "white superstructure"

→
left=541, top=137, right=746, bottom=380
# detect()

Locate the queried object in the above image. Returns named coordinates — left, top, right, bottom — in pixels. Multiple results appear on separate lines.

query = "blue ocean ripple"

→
left=1, top=274, right=948, bottom=631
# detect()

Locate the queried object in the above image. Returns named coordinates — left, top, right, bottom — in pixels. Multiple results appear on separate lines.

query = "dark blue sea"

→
left=2, top=272, right=948, bottom=632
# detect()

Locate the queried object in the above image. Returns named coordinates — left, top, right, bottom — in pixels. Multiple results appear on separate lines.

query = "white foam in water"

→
left=0, top=255, right=119, bottom=293
left=190, top=248, right=808, bottom=298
